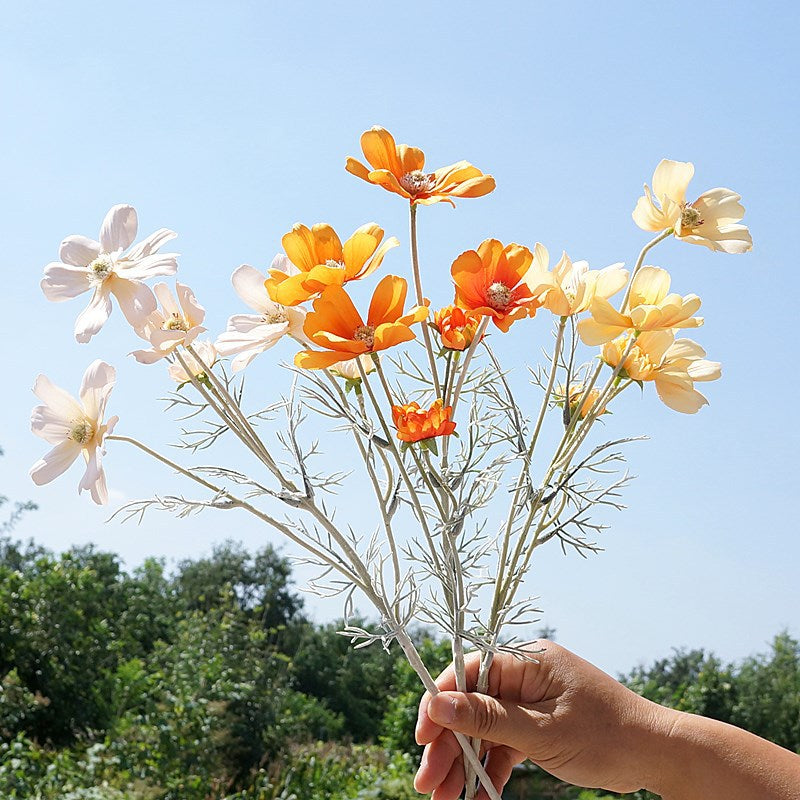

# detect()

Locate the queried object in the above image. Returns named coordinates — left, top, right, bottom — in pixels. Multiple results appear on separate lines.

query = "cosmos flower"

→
left=167, top=340, right=218, bottom=384
left=433, top=305, right=483, bottom=351
left=295, top=275, right=428, bottom=370
left=130, top=282, right=206, bottom=364
left=578, top=267, right=702, bottom=345
left=524, top=244, right=628, bottom=317
left=632, top=159, right=752, bottom=254
left=41, top=204, right=178, bottom=342
left=215, top=259, right=308, bottom=372
left=266, top=223, right=399, bottom=306
left=346, top=126, right=495, bottom=206
left=30, top=360, right=118, bottom=505
left=392, top=399, right=456, bottom=443
left=451, top=239, right=538, bottom=332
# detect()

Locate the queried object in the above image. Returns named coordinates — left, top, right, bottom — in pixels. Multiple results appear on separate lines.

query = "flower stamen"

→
left=400, top=170, right=436, bottom=196
left=164, top=313, right=190, bottom=332
left=68, top=419, right=94, bottom=445
left=486, top=281, right=512, bottom=310
left=354, top=324, right=376, bottom=349
left=681, top=204, right=704, bottom=230
left=87, top=254, right=114, bottom=286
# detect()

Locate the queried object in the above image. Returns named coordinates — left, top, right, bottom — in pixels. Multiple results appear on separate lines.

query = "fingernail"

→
left=429, top=693, right=456, bottom=724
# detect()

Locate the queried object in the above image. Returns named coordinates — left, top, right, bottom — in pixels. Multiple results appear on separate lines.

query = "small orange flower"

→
left=451, top=239, right=538, bottom=332
left=345, top=126, right=495, bottom=206
left=392, top=399, right=456, bottom=443
left=433, top=305, right=482, bottom=351
left=266, top=222, right=398, bottom=306
left=294, top=275, right=428, bottom=370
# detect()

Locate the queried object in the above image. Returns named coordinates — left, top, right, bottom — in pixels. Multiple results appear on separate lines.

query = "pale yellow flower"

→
left=167, top=340, right=217, bottom=384
left=578, top=266, right=702, bottom=345
left=523, top=244, right=628, bottom=317
left=554, top=383, right=608, bottom=419
left=632, top=159, right=752, bottom=254
left=327, top=354, right=377, bottom=381
left=602, top=331, right=721, bottom=414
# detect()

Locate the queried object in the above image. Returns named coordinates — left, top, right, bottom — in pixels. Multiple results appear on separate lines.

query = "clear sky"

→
left=1, top=1, right=798, bottom=677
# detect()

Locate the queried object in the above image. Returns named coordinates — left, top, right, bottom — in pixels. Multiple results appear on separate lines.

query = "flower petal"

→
left=108, top=277, right=158, bottom=330
left=126, top=228, right=177, bottom=260
left=630, top=266, right=671, bottom=307
left=79, top=443, right=109, bottom=504
left=367, top=275, right=408, bottom=326
left=100, top=205, right=138, bottom=253
left=33, top=374, right=83, bottom=420
left=59, top=235, right=101, bottom=267
left=30, top=440, right=81, bottom=485
left=41, top=263, right=91, bottom=301
left=79, top=359, right=116, bottom=422
left=232, top=264, right=271, bottom=312
left=360, top=127, right=402, bottom=174
left=74, top=288, right=113, bottom=343
left=652, top=159, right=694, bottom=204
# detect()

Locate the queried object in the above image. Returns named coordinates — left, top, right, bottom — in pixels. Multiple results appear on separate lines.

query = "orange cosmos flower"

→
left=266, top=222, right=399, bottom=307
left=434, top=305, right=483, bottom=351
left=392, top=399, right=456, bottom=443
left=294, top=275, right=428, bottom=370
left=345, top=126, right=495, bottom=206
left=451, top=239, right=538, bottom=332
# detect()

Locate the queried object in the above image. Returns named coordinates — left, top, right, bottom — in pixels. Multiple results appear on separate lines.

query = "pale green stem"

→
left=106, top=434, right=362, bottom=586
left=323, top=370, right=401, bottom=588
left=409, top=204, right=442, bottom=398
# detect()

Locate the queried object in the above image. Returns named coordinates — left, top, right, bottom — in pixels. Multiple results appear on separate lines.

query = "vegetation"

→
left=0, top=530, right=796, bottom=798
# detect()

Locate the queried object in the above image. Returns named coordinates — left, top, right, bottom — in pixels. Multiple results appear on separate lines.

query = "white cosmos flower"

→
left=41, top=204, right=179, bottom=343
left=215, top=257, right=308, bottom=372
left=30, top=360, right=118, bottom=505
left=327, top=354, right=377, bottom=380
left=168, top=339, right=217, bottom=384
left=130, top=282, right=206, bottom=364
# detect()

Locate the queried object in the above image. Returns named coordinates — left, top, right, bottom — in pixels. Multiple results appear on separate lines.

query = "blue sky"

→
left=1, top=1, right=798, bottom=676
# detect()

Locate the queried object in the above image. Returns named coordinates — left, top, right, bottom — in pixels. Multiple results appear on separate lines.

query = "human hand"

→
left=414, top=640, right=671, bottom=800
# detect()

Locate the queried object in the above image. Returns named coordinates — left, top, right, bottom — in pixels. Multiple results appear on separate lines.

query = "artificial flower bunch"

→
left=31, top=129, right=751, bottom=799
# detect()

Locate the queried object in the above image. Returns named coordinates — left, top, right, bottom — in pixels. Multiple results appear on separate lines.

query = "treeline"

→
left=0, top=536, right=797, bottom=800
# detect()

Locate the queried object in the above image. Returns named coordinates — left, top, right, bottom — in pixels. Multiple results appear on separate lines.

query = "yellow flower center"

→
left=354, top=324, right=375, bottom=349
left=400, top=170, right=436, bottom=196
left=164, top=313, right=189, bottom=332
left=264, top=311, right=288, bottom=325
left=324, top=259, right=346, bottom=270
left=486, top=282, right=512, bottom=311
left=68, top=419, right=94, bottom=445
left=87, top=254, right=114, bottom=286
left=680, top=204, right=703, bottom=230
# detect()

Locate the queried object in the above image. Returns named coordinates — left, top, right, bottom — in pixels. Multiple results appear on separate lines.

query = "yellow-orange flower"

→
left=632, top=159, right=752, bottom=254
left=294, top=275, right=428, bottom=370
left=345, top=126, right=495, bottom=206
left=266, top=223, right=398, bottom=307
left=433, top=305, right=482, bottom=351
left=602, top=331, right=721, bottom=414
left=451, top=239, right=538, bottom=332
left=578, top=266, right=702, bottom=346
left=392, top=399, right=456, bottom=443
left=555, top=384, right=608, bottom=419
left=524, top=244, right=628, bottom=317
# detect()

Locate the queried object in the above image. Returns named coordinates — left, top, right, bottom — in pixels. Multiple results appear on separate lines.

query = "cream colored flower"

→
left=327, top=354, right=377, bottom=381
left=632, top=159, right=752, bottom=254
left=41, top=204, right=179, bottom=342
left=578, top=266, right=702, bottom=345
left=30, top=360, right=118, bottom=504
left=131, top=282, right=206, bottom=364
left=215, top=259, right=308, bottom=372
left=602, top=331, right=721, bottom=414
left=168, top=340, right=217, bottom=384
left=523, top=244, right=628, bottom=317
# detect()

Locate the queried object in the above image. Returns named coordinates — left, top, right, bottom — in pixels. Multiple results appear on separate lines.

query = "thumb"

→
left=428, top=691, right=538, bottom=753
